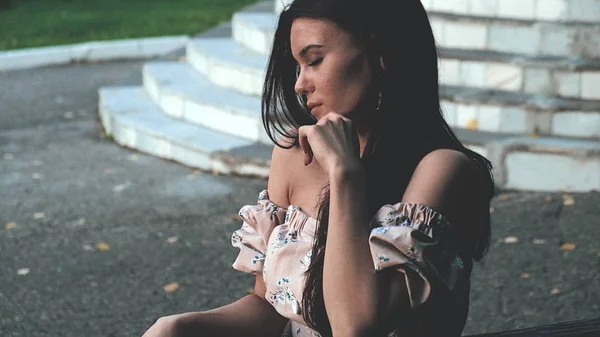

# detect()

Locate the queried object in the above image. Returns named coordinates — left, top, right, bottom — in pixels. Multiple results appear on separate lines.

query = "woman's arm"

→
left=173, top=288, right=289, bottom=337
left=324, top=165, right=383, bottom=337
left=323, top=149, right=486, bottom=337
left=142, top=276, right=288, bottom=337
left=143, top=145, right=293, bottom=337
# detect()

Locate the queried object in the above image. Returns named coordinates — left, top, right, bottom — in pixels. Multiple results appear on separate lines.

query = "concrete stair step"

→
left=92, top=1, right=600, bottom=193
left=419, top=0, right=600, bottom=24
left=186, top=33, right=266, bottom=97
left=98, top=85, right=600, bottom=191
left=441, top=86, right=600, bottom=140
left=142, top=61, right=270, bottom=144
left=427, top=12, right=600, bottom=59
left=439, top=48, right=600, bottom=101
left=186, top=34, right=600, bottom=140
left=98, top=86, right=271, bottom=177
left=271, top=1, right=600, bottom=58
left=456, top=129, right=600, bottom=192
left=232, top=6, right=600, bottom=101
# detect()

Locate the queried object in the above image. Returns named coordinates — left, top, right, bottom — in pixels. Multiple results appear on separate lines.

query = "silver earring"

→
left=376, top=91, right=382, bottom=111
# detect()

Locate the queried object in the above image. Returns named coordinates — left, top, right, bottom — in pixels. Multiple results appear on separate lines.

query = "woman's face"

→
left=290, top=18, right=375, bottom=121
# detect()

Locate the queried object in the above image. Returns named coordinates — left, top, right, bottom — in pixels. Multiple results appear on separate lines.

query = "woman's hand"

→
left=141, top=315, right=183, bottom=337
left=298, top=112, right=362, bottom=177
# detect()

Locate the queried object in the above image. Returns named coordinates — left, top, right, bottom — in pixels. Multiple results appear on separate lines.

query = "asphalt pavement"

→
left=0, top=59, right=599, bottom=337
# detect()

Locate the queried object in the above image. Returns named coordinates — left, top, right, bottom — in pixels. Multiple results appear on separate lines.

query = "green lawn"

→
left=0, top=0, right=258, bottom=51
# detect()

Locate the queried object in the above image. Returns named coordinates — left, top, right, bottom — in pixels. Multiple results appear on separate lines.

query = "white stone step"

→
left=232, top=8, right=600, bottom=101
left=439, top=49, right=600, bottom=101
left=245, top=4, right=600, bottom=59
left=98, top=86, right=600, bottom=191
left=142, top=61, right=270, bottom=144
left=428, top=12, right=600, bottom=59
left=186, top=35, right=600, bottom=139
left=273, top=0, right=289, bottom=13
left=420, top=0, right=600, bottom=24
left=98, top=86, right=270, bottom=177
left=455, top=130, right=600, bottom=192
left=274, top=0, right=600, bottom=24
left=186, top=35, right=267, bottom=97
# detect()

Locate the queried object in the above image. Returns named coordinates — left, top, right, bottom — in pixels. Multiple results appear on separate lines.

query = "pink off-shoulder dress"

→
left=231, top=190, right=472, bottom=337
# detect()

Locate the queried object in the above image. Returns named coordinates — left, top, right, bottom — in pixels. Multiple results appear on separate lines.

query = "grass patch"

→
left=0, top=0, right=258, bottom=51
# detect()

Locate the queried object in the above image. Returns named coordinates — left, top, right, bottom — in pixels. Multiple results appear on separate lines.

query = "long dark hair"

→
left=261, top=0, right=495, bottom=335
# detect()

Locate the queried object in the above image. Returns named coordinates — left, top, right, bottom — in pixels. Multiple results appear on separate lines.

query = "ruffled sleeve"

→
left=231, top=190, right=287, bottom=274
left=369, top=203, right=465, bottom=309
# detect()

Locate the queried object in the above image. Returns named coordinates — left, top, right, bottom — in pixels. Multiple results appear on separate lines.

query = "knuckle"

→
left=157, top=315, right=177, bottom=324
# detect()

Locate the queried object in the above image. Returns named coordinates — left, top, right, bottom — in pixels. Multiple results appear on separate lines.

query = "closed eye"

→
left=308, top=58, right=323, bottom=67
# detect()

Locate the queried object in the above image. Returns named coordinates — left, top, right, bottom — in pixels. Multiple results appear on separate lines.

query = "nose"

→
left=294, top=68, right=313, bottom=95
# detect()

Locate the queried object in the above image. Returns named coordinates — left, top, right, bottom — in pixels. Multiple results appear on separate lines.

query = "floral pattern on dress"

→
left=232, top=190, right=466, bottom=337
left=300, top=249, right=312, bottom=268
left=270, top=229, right=299, bottom=253
left=251, top=253, right=266, bottom=265
left=269, top=277, right=302, bottom=316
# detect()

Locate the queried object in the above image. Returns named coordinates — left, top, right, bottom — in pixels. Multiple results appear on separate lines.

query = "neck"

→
left=353, top=111, right=376, bottom=158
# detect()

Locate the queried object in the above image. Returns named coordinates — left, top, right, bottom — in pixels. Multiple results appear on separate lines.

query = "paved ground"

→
left=0, top=59, right=599, bottom=337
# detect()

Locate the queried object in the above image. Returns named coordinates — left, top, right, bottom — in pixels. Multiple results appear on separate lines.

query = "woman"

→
left=142, top=0, right=494, bottom=336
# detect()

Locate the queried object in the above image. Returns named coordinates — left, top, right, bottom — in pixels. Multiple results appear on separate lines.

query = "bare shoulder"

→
left=266, top=143, right=303, bottom=208
left=402, top=148, right=487, bottom=217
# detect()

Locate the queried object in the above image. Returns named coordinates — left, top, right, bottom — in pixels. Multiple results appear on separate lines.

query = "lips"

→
left=307, top=102, right=321, bottom=110
left=307, top=102, right=322, bottom=116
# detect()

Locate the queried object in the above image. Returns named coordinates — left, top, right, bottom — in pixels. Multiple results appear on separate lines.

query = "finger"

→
left=298, top=126, right=313, bottom=166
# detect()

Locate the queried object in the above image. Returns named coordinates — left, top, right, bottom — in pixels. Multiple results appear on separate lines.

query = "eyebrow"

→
left=299, top=44, right=323, bottom=57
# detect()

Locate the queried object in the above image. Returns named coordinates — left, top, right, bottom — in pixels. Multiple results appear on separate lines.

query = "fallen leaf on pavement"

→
left=532, top=239, right=547, bottom=245
left=497, top=194, right=511, bottom=201
left=17, top=268, right=30, bottom=276
left=465, top=118, right=479, bottom=130
left=113, top=182, right=132, bottom=193
left=562, top=194, right=575, bottom=206
left=5, top=222, right=17, bottom=229
left=544, top=196, right=552, bottom=202
left=560, top=243, right=577, bottom=251
left=164, top=282, right=179, bottom=292
left=167, top=237, right=179, bottom=244
left=551, top=288, right=561, bottom=295
left=83, top=244, right=93, bottom=251
left=246, top=288, right=254, bottom=294
left=504, top=236, right=519, bottom=243
left=33, top=212, right=45, bottom=219
left=76, top=218, right=86, bottom=226
left=96, top=242, right=111, bottom=251
left=64, top=112, right=74, bottom=119
left=520, top=273, right=531, bottom=279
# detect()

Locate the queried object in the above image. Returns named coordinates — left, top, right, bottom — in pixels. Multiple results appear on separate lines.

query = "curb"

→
left=0, top=36, right=189, bottom=72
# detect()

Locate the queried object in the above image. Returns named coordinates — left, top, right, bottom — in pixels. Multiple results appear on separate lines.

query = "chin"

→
left=310, top=106, right=324, bottom=119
